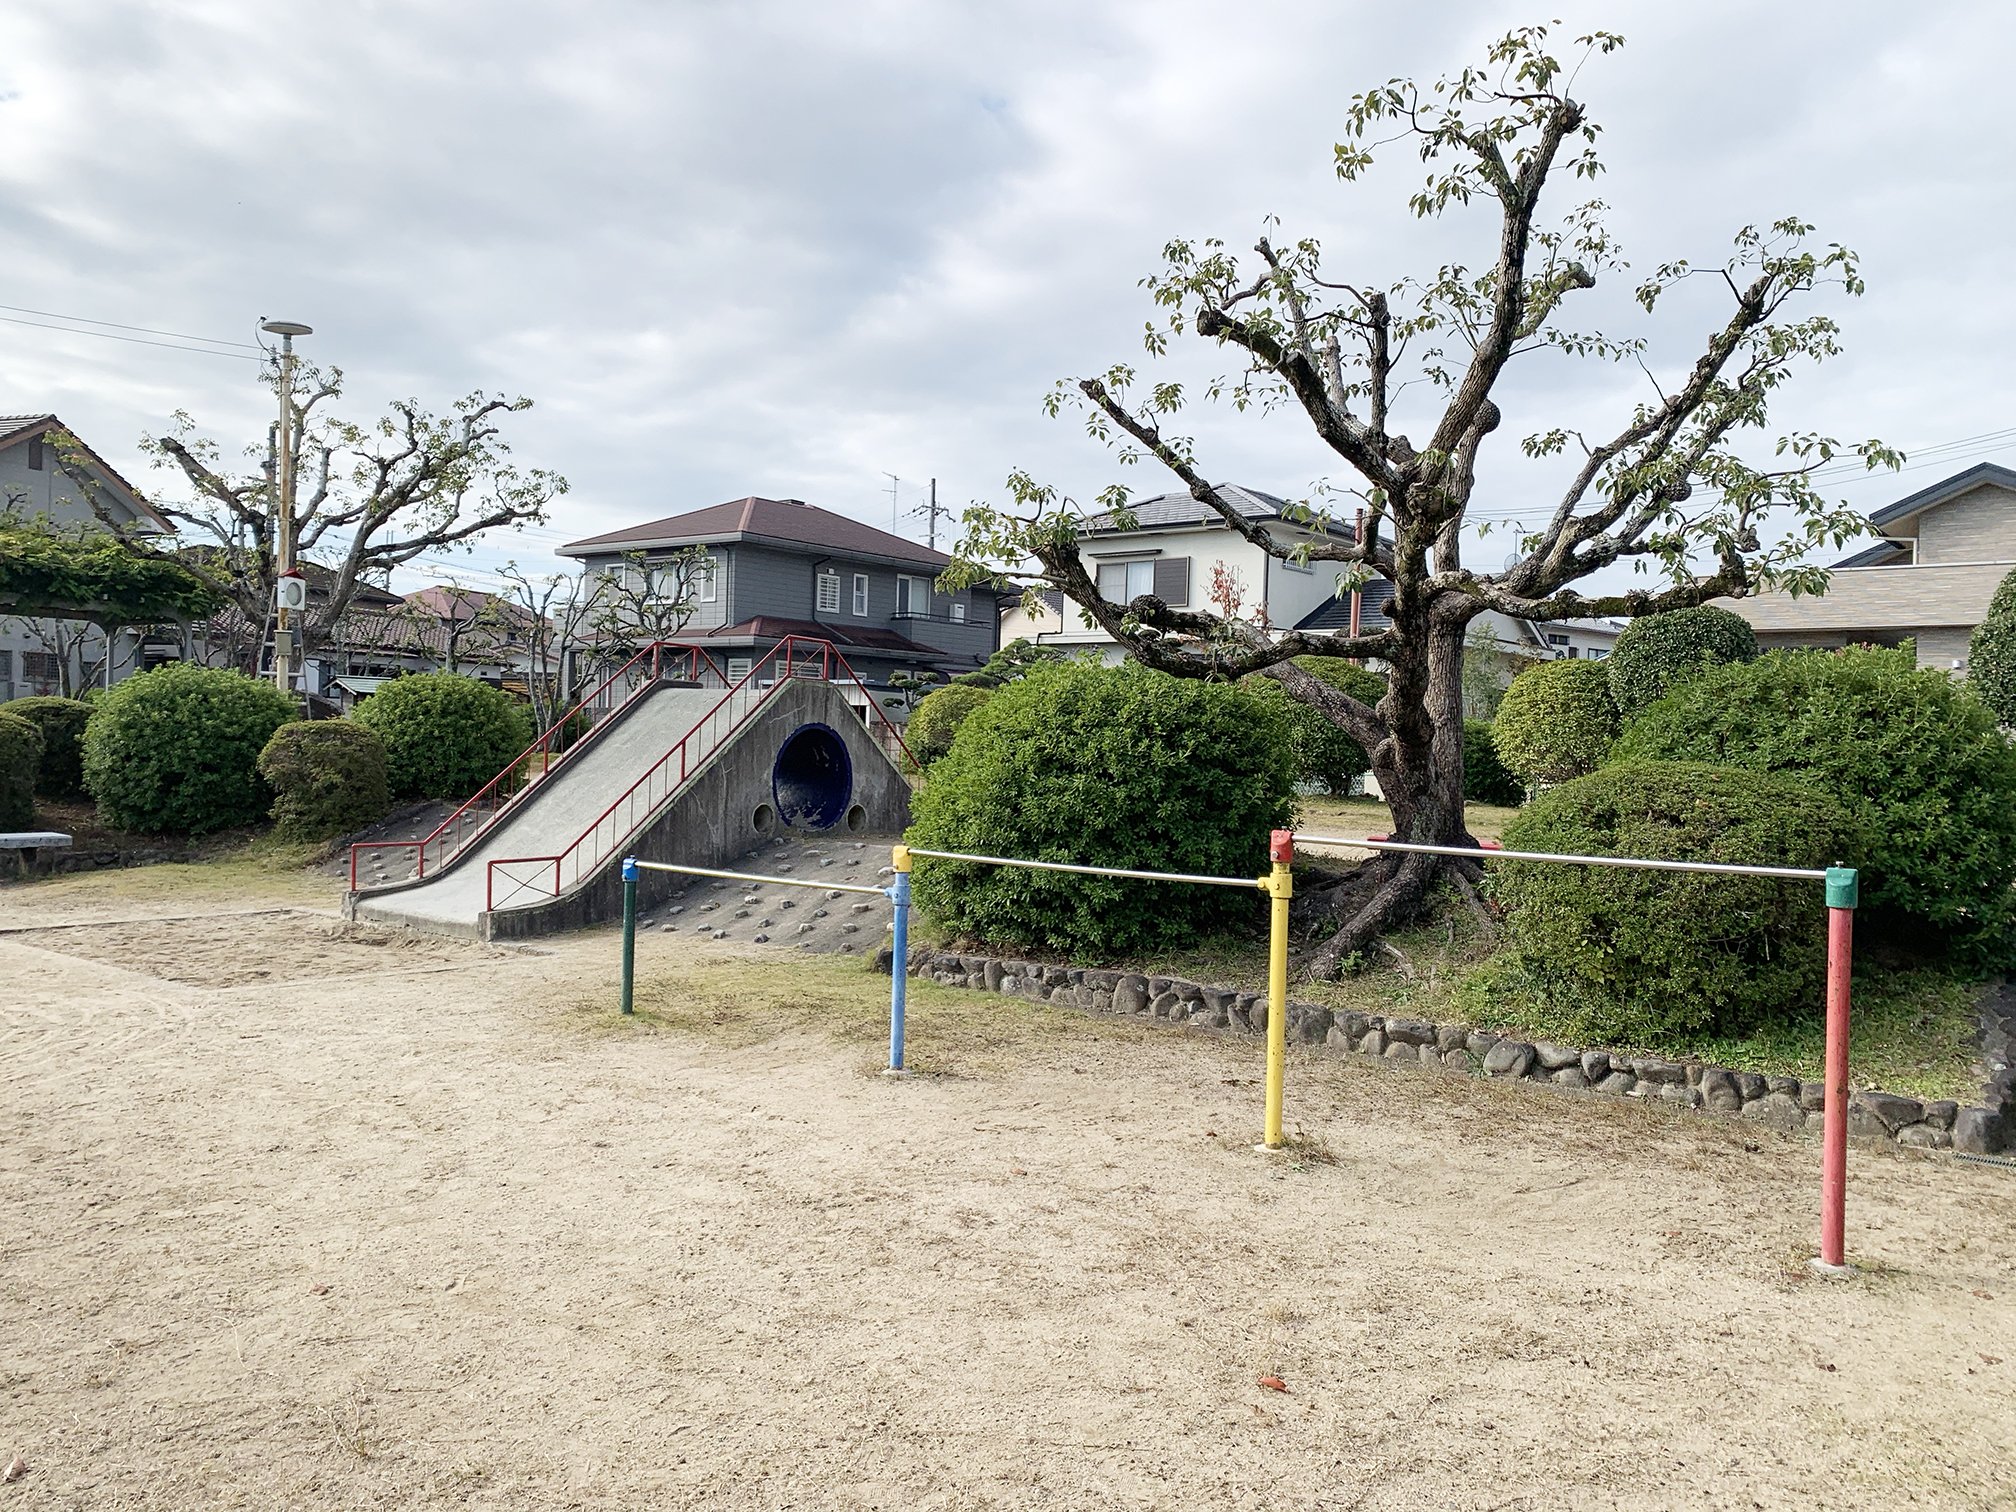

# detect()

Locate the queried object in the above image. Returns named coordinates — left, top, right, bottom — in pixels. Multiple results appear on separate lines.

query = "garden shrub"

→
left=1462, top=720, right=1524, bottom=806
left=1246, top=657, right=1387, bottom=794
left=0, top=709, right=44, bottom=829
left=258, top=721, right=391, bottom=842
left=908, top=661, right=1295, bottom=956
left=1, top=695, right=91, bottom=797
left=1492, top=659, right=1618, bottom=786
left=1606, top=605, right=1759, bottom=718
left=81, top=664, right=296, bottom=834
left=907, top=684, right=991, bottom=766
left=351, top=673, right=533, bottom=801
left=1485, top=761, right=1860, bottom=1042
left=1614, top=646, right=2016, bottom=955
left=1971, top=566, right=2016, bottom=728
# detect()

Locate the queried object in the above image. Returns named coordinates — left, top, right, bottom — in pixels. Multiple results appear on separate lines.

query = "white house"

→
left=0, top=414, right=175, bottom=700
left=1001, top=485, right=1619, bottom=679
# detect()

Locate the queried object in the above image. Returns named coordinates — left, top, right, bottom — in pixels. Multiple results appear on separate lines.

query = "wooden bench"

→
left=0, top=831, right=73, bottom=878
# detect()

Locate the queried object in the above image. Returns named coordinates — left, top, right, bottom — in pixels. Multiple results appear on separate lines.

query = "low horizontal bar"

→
left=904, top=847, right=1258, bottom=890
left=1292, top=833, right=1829, bottom=881
left=628, top=859, right=889, bottom=896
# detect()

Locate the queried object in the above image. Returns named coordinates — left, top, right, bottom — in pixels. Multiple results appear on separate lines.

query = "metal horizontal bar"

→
left=629, top=860, right=889, bottom=896
left=904, top=847, right=1259, bottom=890
left=1292, top=833, right=1830, bottom=881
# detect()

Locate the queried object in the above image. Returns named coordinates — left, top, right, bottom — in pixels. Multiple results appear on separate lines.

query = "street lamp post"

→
left=261, top=319, right=313, bottom=696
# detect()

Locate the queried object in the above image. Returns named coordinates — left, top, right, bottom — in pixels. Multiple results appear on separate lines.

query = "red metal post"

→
left=1817, top=867, right=1858, bottom=1272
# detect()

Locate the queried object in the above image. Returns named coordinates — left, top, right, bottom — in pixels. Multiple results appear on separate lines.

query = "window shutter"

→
left=1153, top=556, right=1190, bottom=606
left=816, top=572, right=841, bottom=612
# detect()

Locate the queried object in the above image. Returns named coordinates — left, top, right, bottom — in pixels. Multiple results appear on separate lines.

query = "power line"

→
left=0, top=312, right=262, bottom=362
left=0, top=302, right=264, bottom=350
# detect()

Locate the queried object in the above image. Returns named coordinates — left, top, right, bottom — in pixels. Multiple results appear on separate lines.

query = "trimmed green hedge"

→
left=351, top=673, right=533, bottom=801
left=258, top=721, right=391, bottom=842
left=1492, top=658, right=1618, bottom=786
left=1607, top=606, right=1759, bottom=718
left=907, top=684, right=991, bottom=766
left=1, top=696, right=90, bottom=797
left=907, top=662, right=1294, bottom=956
left=1462, top=720, right=1524, bottom=806
left=0, top=709, right=44, bottom=829
left=81, top=665, right=296, bottom=834
left=1615, top=646, right=2016, bottom=957
left=1247, top=657, right=1386, bottom=795
left=1971, top=566, right=2016, bottom=728
left=1485, top=761, right=1860, bottom=1042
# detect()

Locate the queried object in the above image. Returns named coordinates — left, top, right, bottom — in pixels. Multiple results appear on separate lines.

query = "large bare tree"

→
left=72, top=366, right=566, bottom=672
left=949, top=24, right=1898, bottom=973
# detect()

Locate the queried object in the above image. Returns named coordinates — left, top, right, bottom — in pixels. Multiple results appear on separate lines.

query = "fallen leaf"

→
left=1009, top=1167, right=1026, bottom=1176
left=1972, top=1289, right=1994, bottom=1301
left=1257, top=1375, right=1288, bottom=1393
left=1819, top=1362, right=1837, bottom=1373
left=1981, top=1354, right=2003, bottom=1366
left=4, top=1455, right=25, bottom=1483
left=310, top=1283, right=331, bottom=1296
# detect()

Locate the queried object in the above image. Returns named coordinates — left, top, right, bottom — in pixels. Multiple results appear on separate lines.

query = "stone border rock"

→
left=880, top=946, right=2014, bottom=1157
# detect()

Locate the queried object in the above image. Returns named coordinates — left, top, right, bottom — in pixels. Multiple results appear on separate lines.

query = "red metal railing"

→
left=484, top=636, right=914, bottom=912
left=347, top=641, right=728, bottom=890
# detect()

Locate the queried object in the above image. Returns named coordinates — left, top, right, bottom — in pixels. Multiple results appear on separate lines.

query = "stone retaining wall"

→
left=886, top=946, right=2015, bottom=1158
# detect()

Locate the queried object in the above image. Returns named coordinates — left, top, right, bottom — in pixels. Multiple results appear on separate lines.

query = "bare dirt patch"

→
left=0, top=910, right=509, bottom=987
left=2, top=865, right=2013, bottom=1510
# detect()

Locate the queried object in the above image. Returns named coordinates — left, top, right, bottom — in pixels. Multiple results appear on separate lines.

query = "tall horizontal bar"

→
left=1292, top=833, right=1830, bottom=881
left=905, top=846, right=1259, bottom=890
left=629, top=859, right=889, bottom=896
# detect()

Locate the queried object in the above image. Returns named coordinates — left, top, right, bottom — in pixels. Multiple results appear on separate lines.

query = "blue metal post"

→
left=620, top=856, right=638, bottom=1016
left=887, top=847, right=912, bottom=1073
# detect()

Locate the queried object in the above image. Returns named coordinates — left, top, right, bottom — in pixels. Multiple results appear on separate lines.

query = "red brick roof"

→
left=559, top=496, right=950, bottom=568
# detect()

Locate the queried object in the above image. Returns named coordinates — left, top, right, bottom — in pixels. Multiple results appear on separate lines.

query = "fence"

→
left=615, top=826, right=1862, bottom=1275
left=1296, top=828, right=1859, bottom=1276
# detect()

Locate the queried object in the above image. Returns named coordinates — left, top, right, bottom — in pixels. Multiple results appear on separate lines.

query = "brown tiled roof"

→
left=559, top=496, right=950, bottom=569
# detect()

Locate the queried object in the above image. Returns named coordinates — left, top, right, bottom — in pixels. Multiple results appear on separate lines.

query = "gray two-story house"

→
left=1725, top=462, right=2016, bottom=671
left=558, top=495, right=1003, bottom=715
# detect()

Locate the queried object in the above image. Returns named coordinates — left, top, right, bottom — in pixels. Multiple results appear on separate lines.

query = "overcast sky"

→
left=3, top=0, right=2011, bottom=596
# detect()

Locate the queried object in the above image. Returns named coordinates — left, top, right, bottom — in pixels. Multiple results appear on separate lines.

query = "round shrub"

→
left=1487, top=761, right=1860, bottom=1042
left=908, top=661, right=1295, bottom=956
left=258, top=721, right=391, bottom=842
left=0, top=709, right=44, bottom=829
left=1971, top=566, right=2016, bottom=728
left=1614, top=646, right=2016, bottom=952
left=1, top=695, right=91, bottom=797
left=907, top=684, right=991, bottom=766
left=1492, top=659, right=1618, bottom=786
left=1607, top=606, right=1759, bottom=719
left=1247, top=657, right=1387, bottom=794
left=81, top=664, right=297, bottom=834
left=351, top=673, right=533, bottom=801
left=1462, top=720, right=1524, bottom=806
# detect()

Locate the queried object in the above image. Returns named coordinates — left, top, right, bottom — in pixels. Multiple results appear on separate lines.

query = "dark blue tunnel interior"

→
left=772, top=723, right=854, bottom=830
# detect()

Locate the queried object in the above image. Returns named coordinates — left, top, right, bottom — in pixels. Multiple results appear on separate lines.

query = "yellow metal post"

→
left=1261, top=829, right=1293, bottom=1149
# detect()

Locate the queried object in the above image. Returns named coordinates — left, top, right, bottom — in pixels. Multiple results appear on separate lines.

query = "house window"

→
left=22, top=651, right=60, bottom=682
left=1587, top=647, right=1609, bottom=661
left=896, top=575, right=928, bottom=616
left=1098, top=559, right=1156, bottom=603
left=26, top=436, right=44, bottom=470
left=726, top=657, right=752, bottom=682
left=696, top=556, right=718, bottom=603
left=816, top=570, right=841, bottom=613
left=950, top=601, right=966, bottom=623
left=1545, top=633, right=1569, bottom=647
left=852, top=573, right=868, bottom=617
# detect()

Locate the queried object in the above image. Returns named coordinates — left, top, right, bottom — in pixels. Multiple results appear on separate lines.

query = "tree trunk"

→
left=1300, top=618, right=1479, bottom=976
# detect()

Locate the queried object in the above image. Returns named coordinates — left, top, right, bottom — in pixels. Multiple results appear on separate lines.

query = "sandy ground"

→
left=3, top=863, right=2015, bottom=1510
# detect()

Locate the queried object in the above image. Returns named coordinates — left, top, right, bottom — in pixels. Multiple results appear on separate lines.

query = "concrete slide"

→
left=348, top=676, right=912, bottom=940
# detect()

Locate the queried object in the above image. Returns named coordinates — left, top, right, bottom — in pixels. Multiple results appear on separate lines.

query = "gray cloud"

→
left=1, top=0, right=2009, bottom=591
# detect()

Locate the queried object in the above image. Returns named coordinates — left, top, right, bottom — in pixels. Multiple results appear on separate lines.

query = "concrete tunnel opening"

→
left=772, top=723, right=854, bottom=830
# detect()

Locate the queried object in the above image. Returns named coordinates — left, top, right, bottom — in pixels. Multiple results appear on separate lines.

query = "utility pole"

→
left=926, top=476, right=939, bottom=550
left=261, top=318, right=313, bottom=696
left=883, top=472, right=901, bottom=532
